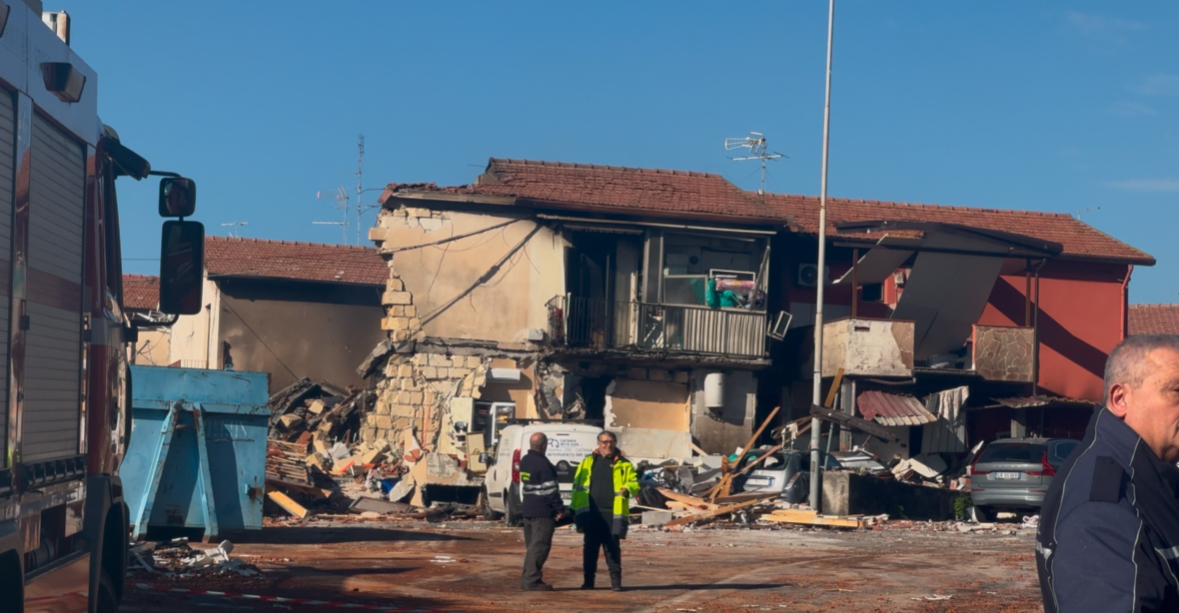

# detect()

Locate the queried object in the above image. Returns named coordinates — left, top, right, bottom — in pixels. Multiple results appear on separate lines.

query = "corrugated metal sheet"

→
left=992, top=396, right=1099, bottom=409
left=857, top=390, right=937, bottom=427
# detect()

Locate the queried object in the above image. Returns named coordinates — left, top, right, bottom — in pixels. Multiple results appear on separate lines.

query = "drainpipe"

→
left=1121, top=265, right=1134, bottom=341
left=1031, top=259, right=1047, bottom=396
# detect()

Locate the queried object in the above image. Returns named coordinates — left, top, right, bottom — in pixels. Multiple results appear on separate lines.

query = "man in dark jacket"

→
left=518, top=432, right=566, bottom=591
left=1037, top=334, right=1179, bottom=611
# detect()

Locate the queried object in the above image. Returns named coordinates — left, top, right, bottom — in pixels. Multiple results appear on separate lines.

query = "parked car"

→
left=969, top=437, right=1080, bottom=521
left=733, top=447, right=807, bottom=503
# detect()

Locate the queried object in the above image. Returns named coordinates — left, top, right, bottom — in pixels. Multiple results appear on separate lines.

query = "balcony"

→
left=822, top=317, right=915, bottom=378
left=547, top=296, right=767, bottom=359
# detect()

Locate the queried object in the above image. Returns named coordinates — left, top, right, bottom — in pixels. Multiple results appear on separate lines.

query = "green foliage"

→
left=954, top=496, right=973, bottom=520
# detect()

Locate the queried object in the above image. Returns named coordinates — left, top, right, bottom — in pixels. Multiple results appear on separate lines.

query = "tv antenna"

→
left=1075, top=206, right=1100, bottom=221
left=220, top=221, right=249, bottom=238
left=314, top=186, right=350, bottom=244
left=355, top=134, right=382, bottom=246
left=724, top=131, right=785, bottom=195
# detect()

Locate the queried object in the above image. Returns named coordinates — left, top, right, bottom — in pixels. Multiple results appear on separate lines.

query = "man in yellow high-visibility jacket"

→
left=569, top=430, right=639, bottom=591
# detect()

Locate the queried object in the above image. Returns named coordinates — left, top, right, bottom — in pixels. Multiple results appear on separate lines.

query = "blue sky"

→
left=68, top=2, right=1177, bottom=303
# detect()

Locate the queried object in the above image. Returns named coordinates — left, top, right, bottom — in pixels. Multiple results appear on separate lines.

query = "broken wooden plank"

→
left=664, top=495, right=778, bottom=528
left=657, top=488, right=715, bottom=510
left=265, top=478, right=331, bottom=500
left=761, top=509, right=863, bottom=529
left=267, top=491, right=309, bottom=519
left=824, top=368, right=845, bottom=408
left=732, top=443, right=785, bottom=478
left=809, top=404, right=898, bottom=442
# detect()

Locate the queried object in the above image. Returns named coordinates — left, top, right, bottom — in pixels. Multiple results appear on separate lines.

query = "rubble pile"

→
left=264, top=378, right=479, bottom=521
left=129, top=538, right=262, bottom=577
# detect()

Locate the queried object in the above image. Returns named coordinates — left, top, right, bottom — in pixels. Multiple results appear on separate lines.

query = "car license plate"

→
left=993, top=472, right=1021, bottom=480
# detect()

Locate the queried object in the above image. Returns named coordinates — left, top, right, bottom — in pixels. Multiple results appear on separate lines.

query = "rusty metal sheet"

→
left=856, top=390, right=937, bottom=427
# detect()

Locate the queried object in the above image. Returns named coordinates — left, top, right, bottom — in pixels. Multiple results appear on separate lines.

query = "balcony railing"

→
left=547, top=296, right=767, bottom=359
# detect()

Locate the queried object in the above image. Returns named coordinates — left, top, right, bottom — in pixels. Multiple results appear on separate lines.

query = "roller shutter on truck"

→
left=0, top=91, right=12, bottom=461
left=22, top=112, right=84, bottom=463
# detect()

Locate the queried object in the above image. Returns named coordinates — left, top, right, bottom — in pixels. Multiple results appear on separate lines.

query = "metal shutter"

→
left=22, top=113, right=84, bottom=462
left=0, top=91, right=12, bottom=463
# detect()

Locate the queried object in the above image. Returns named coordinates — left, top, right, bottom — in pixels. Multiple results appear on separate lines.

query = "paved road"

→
left=121, top=519, right=1041, bottom=613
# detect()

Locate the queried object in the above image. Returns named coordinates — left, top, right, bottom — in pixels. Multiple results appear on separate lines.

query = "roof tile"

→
left=1128, top=304, right=1179, bottom=336
left=380, top=157, right=1153, bottom=265
left=123, top=274, right=158, bottom=311
left=204, top=237, right=387, bottom=285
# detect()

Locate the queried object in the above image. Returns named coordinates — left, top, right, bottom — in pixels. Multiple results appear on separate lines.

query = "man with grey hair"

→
left=1036, top=334, right=1179, bottom=612
left=517, top=431, right=566, bottom=591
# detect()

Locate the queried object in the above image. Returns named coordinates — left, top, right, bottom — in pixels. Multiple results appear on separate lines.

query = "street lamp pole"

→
left=810, top=0, right=836, bottom=511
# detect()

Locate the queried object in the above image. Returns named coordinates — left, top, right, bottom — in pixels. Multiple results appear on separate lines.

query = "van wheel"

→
left=95, top=569, right=118, bottom=613
left=506, top=484, right=523, bottom=527
left=480, top=486, right=503, bottom=521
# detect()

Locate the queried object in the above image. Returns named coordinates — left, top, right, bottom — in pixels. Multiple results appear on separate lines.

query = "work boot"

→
left=610, top=573, right=623, bottom=592
left=522, top=582, right=553, bottom=591
left=580, top=575, right=594, bottom=590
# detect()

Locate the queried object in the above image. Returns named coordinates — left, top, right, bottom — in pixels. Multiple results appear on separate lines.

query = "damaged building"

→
left=360, top=157, right=1153, bottom=478
left=362, top=159, right=783, bottom=463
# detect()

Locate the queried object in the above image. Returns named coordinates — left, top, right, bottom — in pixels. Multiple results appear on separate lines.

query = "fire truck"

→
left=0, top=3, right=205, bottom=612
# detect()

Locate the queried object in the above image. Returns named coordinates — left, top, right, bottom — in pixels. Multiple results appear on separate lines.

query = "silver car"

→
left=969, top=437, right=1079, bottom=521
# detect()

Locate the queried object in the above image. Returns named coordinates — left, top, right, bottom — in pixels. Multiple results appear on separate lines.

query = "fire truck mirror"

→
left=159, top=220, right=205, bottom=315
left=159, top=177, right=197, bottom=218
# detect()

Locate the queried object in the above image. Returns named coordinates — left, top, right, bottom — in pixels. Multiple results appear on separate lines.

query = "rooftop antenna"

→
left=355, top=134, right=382, bottom=246
left=725, top=131, right=785, bottom=195
left=314, top=186, right=350, bottom=244
left=1075, top=206, right=1100, bottom=221
left=220, top=221, right=249, bottom=238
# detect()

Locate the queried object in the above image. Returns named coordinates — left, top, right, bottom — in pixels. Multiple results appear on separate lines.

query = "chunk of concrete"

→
left=642, top=510, right=675, bottom=525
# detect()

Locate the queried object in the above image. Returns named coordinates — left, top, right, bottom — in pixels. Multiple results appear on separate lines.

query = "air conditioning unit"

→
left=797, top=264, right=830, bottom=288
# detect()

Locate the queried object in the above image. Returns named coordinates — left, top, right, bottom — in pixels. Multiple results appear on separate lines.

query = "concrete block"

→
left=428, top=354, right=449, bottom=367
left=386, top=306, right=405, bottom=317
left=384, top=317, right=410, bottom=331
left=383, top=291, right=413, bottom=305
left=420, top=366, right=438, bottom=379
left=642, top=510, right=674, bottom=525
left=466, top=356, right=483, bottom=368
left=398, top=364, right=414, bottom=377
left=386, top=277, right=404, bottom=292
left=404, top=305, right=417, bottom=317
left=411, top=353, right=429, bottom=366
left=406, top=207, right=433, bottom=218
left=373, top=416, right=393, bottom=430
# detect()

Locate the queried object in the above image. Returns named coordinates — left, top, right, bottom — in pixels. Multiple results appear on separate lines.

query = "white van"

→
left=481, top=423, right=601, bottom=524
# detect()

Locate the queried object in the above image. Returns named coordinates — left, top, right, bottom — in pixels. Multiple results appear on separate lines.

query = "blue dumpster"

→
left=122, top=366, right=270, bottom=539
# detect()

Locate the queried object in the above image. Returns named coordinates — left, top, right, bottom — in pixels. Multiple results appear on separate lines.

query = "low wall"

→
left=821, top=471, right=960, bottom=521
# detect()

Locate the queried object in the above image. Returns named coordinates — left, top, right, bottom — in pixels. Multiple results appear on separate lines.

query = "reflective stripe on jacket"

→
left=570, top=453, right=639, bottom=538
left=518, top=449, right=565, bottom=519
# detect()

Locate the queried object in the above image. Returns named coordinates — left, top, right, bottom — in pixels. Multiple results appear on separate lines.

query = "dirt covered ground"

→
left=120, top=518, right=1042, bottom=613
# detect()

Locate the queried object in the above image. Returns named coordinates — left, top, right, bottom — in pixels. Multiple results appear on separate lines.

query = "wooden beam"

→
left=267, top=491, right=309, bottom=519
left=732, top=444, right=785, bottom=478
left=763, top=509, right=864, bottom=529
left=664, top=495, right=778, bottom=528
left=824, top=368, right=845, bottom=408
left=657, top=488, right=715, bottom=510
left=810, top=404, right=897, bottom=442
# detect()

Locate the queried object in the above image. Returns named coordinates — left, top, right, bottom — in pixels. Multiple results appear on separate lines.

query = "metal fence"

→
left=548, top=296, right=767, bottom=359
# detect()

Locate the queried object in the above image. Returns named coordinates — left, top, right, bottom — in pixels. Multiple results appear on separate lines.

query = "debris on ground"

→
left=129, top=539, right=263, bottom=577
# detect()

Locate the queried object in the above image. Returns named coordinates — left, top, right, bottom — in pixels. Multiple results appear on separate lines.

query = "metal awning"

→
left=857, top=390, right=938, bottom=427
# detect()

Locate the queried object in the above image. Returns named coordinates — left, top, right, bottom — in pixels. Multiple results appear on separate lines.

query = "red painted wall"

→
left=978, top=261, right=1129, bottom=401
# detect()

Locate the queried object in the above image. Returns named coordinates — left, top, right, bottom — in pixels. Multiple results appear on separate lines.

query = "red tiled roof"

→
left=382, top=158, right=776, bottom=223
left=761, top=193, right=1154, bottom=265
left=123, top=274, right=158, bottom=311
left=857, top=390, right=937, bottom=427
left=380, top=157, right=1153, bottom=265
left=204, top=236, right=387, bottom=285
left=1128, top=304, right=1179, bottom=335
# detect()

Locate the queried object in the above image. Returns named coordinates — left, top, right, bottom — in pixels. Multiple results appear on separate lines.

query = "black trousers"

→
left=582, top=512, right=621, bottom=580
left=522, top=517, right=556, bottom=587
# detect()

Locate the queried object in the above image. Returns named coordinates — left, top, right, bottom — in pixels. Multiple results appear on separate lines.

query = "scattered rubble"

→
left=129, top=538, right=262, bottom=577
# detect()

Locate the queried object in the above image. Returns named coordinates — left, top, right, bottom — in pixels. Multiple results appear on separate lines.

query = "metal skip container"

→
left=122, top=365, right=270, bottom=539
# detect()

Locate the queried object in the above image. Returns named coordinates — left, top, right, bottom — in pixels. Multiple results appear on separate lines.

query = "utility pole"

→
left=810, top=0, right=836, bottom=512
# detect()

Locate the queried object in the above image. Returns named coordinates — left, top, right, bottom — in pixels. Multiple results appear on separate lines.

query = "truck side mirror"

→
left=159, top=220, right=204, bottom=314
left=159, top=177, right=196, bottom=217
